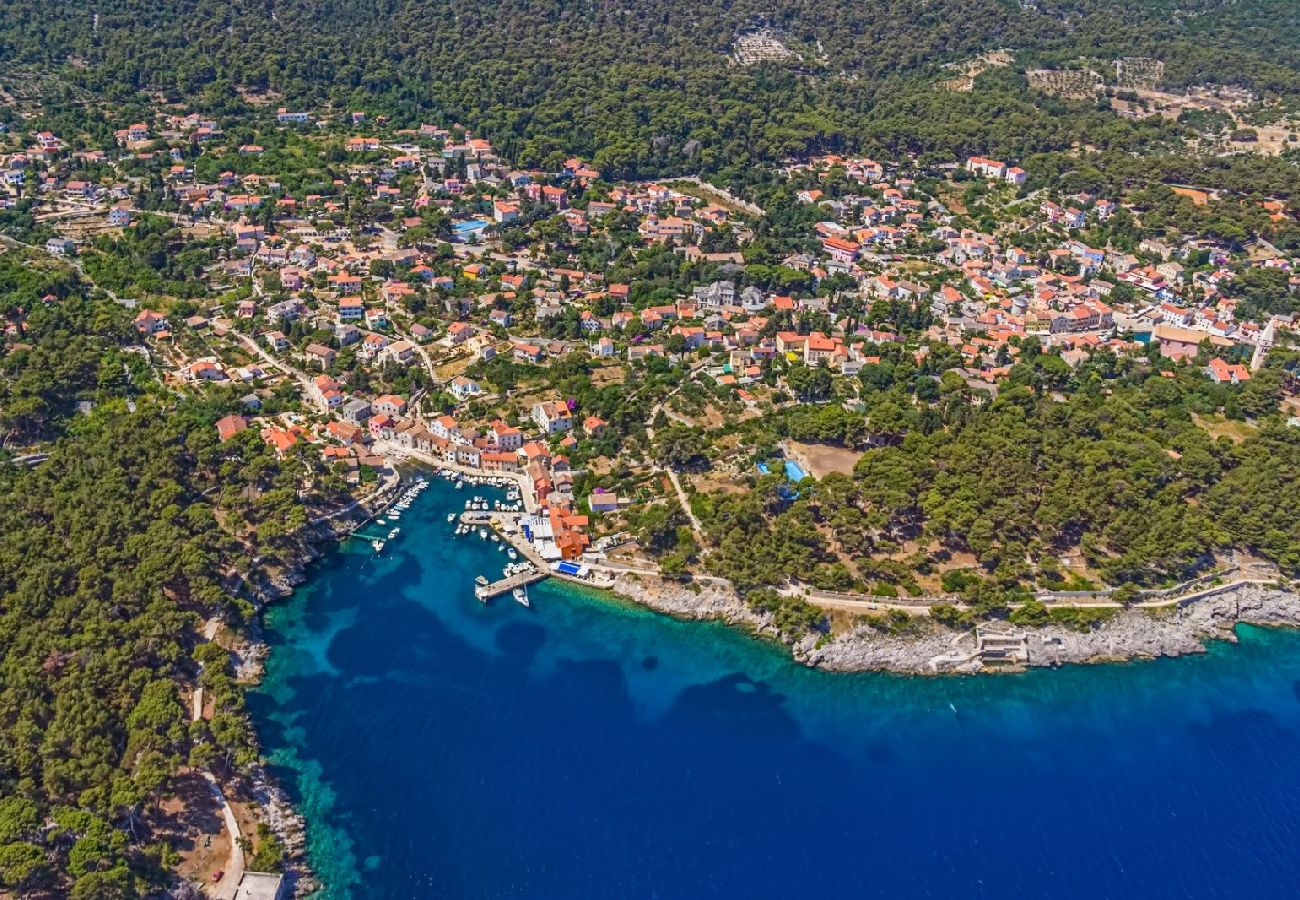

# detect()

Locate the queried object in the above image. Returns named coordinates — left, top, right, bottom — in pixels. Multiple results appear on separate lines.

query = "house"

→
left=108, top=205, right=133, bottom=227
left=514, top=343, right=545, bottom=364
left=358, top=333, right=390, bottom=360
left=340, top=398, right=372, bottom=425
left=335, top=323, right=362, bottom=346
left=133, top=309, right=170, bottom=335
left=45, top=237, right=74, bottom=256
left=532, top=401, right=573, bottom=434
left=365, top=307, right=390, bottom=329
left=588, top=492, right=621, bottom=514
left=263, top=330, right=289, bottom=352
left=449, top=375, right=482, bottom=400
left=216, top=415, right=248, bottom=442
left=383, top=340, right=417, bottom=365
left=446, top=321, right=475, bottom=345
left=373, top=394, right=408, bottom=417
left=490, top=420, right=523, bottom=451
left=305, top=343, right=337, bottom=368
left=1206, top=357, right=1251, bottom=385
left=338, top=297, right=366, bottom=320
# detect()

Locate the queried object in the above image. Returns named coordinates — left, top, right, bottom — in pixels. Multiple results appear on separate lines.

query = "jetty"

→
left=475, top=567, right=548, bottom=602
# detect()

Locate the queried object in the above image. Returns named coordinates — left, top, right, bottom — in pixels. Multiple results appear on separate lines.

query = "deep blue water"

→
left=252, top=477, right=1300, bottom=898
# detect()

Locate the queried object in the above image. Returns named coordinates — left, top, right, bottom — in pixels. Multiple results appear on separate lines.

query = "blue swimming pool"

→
left=784, top=460, right=808, bottom=481
left=452, top=219, right=489, bottom=235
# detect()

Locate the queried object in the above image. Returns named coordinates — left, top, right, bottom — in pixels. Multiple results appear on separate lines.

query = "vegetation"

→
left=0, top=267, right=348, bottom=895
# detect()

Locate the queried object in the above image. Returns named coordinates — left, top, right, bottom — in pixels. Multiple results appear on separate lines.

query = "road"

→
left=235, top=332, right=317, bottom=396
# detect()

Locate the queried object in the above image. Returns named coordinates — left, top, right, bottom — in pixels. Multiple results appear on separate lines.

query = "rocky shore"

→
left=608, top=572, right=1300, bottom=675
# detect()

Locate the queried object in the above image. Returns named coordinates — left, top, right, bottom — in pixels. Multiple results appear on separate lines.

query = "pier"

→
left=475, top=567, right=549, bottom=602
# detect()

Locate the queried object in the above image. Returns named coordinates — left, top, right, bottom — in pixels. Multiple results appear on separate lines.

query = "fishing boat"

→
left=513, top=586, right=530, bottom=608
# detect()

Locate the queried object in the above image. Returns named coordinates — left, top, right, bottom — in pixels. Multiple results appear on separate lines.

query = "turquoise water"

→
left=253, top=477, right=1300, bottom=897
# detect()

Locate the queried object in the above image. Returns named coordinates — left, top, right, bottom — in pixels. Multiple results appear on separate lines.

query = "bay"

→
left=251, top=476, right=1300, bottom=898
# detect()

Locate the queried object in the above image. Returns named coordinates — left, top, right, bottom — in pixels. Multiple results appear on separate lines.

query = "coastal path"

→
left=201, top=771, right=244, bottom=900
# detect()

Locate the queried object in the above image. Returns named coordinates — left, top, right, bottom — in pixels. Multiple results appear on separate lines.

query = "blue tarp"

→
left=556, top=561, right=582, bottom=576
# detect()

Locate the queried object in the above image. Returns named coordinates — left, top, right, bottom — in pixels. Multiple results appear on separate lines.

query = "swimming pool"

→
left=784, top=460, right=807, bottom=481
left=452, top=219, right=489, bottom=236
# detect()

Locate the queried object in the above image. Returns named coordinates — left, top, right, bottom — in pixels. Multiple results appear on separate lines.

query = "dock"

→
left=475, top=567, right=549, bottom=602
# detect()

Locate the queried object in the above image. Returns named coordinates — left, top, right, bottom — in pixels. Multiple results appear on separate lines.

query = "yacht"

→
left=475, top=575, right=489, bottom=587
left=513, top=586, right=530, bottom=608
left=507, top=548, right=518, bottom=560
left=372, top=540, right=385, bottom=552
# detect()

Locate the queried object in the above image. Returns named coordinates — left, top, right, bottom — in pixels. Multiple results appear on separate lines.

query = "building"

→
left=340, top=398, right=372, bottom=424
left=1206, top=357, right=1251, bottom=385
left=234, top=872, right=285, bottom=900
left=532, top=401, right=573, bottom=434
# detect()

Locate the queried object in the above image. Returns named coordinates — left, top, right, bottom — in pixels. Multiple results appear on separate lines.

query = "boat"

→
left=455, top=480, right=464, bottom=490
left=475, top=575, right=489, bottom=587
left=377, top=519, right=386, bottom=526
left=388, top=510, right=401, bottom=519
left=507, top=548, right=518, bottom=560
left=388, top=528, right=400, bottom=538
left=478, top=528, right=488, bottom=540
left=490, top=534, right=500, bottom=543
left=513, top=586, right=530, bottom=608
left=447, top=513, right=456, bottom=523
left=372, top=540, right=385, bottom=552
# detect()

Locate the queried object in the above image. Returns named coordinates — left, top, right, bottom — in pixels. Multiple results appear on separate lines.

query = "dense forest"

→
left=0, top=276, right=350, bottom=895
left=2, top=0, right=1300, bottom=176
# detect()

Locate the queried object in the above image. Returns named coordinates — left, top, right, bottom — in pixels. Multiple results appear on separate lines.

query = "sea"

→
left=250, top=475, right=1300, bottom=899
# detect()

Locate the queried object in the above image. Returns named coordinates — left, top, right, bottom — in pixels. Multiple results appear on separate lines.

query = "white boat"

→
left=388, top=510, right=401, bottom=519
left=372, top=540, right=385, bottom=552
left=455, top=480, right=464, bottom=490
left=513, top=586, right=530, bottom=608
left=475, top=575, right=489, bottom=586
left=377, top=519, right=387, bottom=526
left=478, top=528, right=488, bottom=540
left=507, top=548, right=517, bottom=560
left=389, top=528, right=400, bottom=538
left=490, top=534, right=500, bottom=543
left=447, top=513, right=456, bottom=523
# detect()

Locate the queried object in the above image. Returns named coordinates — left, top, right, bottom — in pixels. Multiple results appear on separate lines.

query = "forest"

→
left=2, top=0, right=1299, bottom=178
left=0, top=274, right=351, bottom=895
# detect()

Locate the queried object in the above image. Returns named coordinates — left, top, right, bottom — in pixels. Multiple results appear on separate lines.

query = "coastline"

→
left=230, top=475, right=405, bottom=894
left=598, top=569, right=1300, bottom=675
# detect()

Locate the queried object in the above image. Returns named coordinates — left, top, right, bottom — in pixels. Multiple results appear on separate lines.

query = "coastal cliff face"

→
left=610, top=573, right=1300, bottom=675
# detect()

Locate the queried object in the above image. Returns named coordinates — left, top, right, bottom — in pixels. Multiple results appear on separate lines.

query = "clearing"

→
left=785, top=440, right=863, bottom=478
